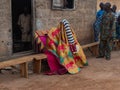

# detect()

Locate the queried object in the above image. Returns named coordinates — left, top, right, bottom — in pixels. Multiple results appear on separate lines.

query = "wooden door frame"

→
left=10, top=0, right=36, bottom=57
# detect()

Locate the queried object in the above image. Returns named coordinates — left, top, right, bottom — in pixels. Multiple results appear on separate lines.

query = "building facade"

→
left=0, top=0, right=97, bottom=60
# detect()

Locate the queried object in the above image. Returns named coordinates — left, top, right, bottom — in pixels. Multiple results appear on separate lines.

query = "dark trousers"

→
left=99, top=39, right=113, bottom=59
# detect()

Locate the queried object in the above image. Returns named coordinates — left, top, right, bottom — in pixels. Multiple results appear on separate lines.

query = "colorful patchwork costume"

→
left=35, top=19, right=88, bottom=74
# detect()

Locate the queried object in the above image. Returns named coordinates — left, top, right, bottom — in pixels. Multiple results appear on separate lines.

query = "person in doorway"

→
left=93, top=2, right=105, bottom=42
left=97, top=2, right=115, bottom=60
left=18, top=7, right=31, bottom=50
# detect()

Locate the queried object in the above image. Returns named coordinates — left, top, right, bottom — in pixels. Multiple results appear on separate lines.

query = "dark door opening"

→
left=12, top=0, right=32, bottom=53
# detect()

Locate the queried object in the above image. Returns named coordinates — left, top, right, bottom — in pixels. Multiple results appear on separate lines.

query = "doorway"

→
left=12, top=0, right=32, bottom=53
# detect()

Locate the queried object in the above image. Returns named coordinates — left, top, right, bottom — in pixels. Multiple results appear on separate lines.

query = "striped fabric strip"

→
left=66, top=32, right=73, bottom=35
left=62, top=19, right=75, bottom=44
left=67, top=35, right=73, bottom=38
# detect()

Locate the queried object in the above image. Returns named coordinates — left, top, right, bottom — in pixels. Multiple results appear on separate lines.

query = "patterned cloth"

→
left=46, top=23, right=88, bottom=74
left=35, top=20, right=88, bottom=74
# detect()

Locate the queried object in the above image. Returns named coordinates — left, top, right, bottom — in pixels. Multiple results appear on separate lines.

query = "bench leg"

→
left=90, top=45, right=99, bottom=56
left=118, top=41, right=120, bottom=49
left=33, top=59, right=41, bottom=74
left=115, top=41, right=120, bottom=50
left=88, top=45, right=99, bottom=56
left=113, top=41, right=118, bottom=50
left=88, top=47, right=94, bottom=55
left=20, top=63, right=28, bottom=78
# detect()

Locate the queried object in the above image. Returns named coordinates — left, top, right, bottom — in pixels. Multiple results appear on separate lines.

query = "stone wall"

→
left=97, top=0, right=120, bottom=11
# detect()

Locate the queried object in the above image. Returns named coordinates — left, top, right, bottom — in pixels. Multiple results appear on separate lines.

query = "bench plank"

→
left=81, top=42, right=99, bottom=56
left=0, top=54, right=47, bottom=78
left=81, top=42, right=99, bottom=49
left=0, top=54, right=47, bottom=69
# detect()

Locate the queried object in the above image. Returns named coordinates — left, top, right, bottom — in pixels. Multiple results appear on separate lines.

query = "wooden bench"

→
left=113, top=39, right=120, bottom=50
left=81, top=42, right=99, bottom=56
left=0, top=30, right=48, bottom=78
left=0, top=30, right=99, bottom=78
left=0, top=54, right=47, bottom=78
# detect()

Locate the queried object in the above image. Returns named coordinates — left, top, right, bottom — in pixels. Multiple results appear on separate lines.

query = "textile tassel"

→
left=62, top=19, right=77, bottom=53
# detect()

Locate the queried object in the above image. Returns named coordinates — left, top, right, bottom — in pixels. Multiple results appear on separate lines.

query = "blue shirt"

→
left=96, top=10, right=105, bottom=19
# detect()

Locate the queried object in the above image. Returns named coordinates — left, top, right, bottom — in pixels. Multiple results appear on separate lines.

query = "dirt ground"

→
left=1, top=50, right=120, bottom=90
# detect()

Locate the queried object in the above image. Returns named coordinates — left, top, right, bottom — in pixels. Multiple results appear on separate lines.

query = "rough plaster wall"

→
left=0, top=0, right=12, bottom=59
left=97, top=0, right=120, bottom=11
left=0, top=0, right=97, bottom=59
left=35, top=0, right=97, bottom=44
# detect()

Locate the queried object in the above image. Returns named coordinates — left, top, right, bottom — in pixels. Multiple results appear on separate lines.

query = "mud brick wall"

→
left=0, top=0, right=97, bottom=59
left=35, top=0, right=97, bottom=44
left=0, top=0, right=12, bottom=59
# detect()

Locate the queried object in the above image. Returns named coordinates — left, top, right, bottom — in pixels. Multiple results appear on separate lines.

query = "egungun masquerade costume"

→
left=35, top=19, right=88, bottom=74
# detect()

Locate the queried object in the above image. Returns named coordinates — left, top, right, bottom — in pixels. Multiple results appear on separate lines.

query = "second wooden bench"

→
left=0, top=54, right=47, bottom=78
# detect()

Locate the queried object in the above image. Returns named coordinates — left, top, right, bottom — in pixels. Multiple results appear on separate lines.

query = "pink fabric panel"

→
left=38, top=35, right=47, bottom=46
left=38, top=35, right=67, bottom=75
